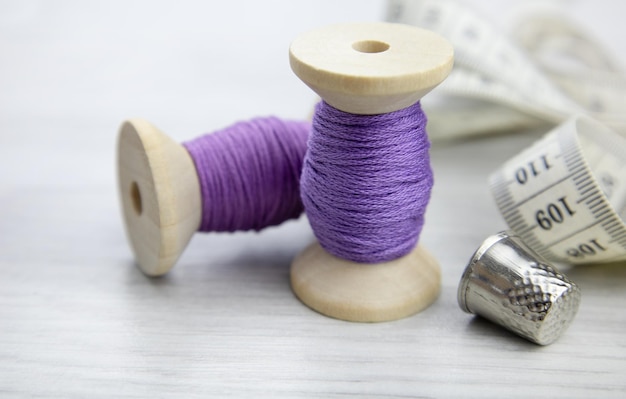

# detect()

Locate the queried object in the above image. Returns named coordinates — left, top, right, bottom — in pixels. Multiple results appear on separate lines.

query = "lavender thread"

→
left=183, top=117, right=309, bottom=232
left=301, top=101, right=433, bottom=263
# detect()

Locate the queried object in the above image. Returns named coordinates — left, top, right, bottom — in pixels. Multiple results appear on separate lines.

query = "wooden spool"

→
left=117, top=119, right=201, bottom=276
left=289, top=22, right=454, bottom=322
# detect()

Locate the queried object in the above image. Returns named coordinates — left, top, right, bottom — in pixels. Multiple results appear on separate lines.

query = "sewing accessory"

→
left=458, top=231, right=581, bottom=345
left=387, top=0, right=626, bottom=139
left=289, top=22, right=453, bottom=322
left=117, top=117, right=309, bottom=276
left=490, top=115, right=626, bottom=265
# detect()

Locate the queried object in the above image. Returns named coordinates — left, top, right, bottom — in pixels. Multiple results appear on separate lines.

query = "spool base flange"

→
left=290, top=242, right=441, bottom=322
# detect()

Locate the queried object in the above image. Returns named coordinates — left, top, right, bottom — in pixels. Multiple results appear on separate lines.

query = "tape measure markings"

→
left=489, top=116, right=626, bottom=264
left=578, top=126, right=626, bottom=219
left=488, top=117, right=626, bottom=264
left=561, top=123, right=626, bottom=250
left=388, top=0, right=626, bottom=137
left=500, top=172, right=579, bottom=216
left=542, top=220, right=602, bottom=248
left=389, top=0, right=583, bottom=117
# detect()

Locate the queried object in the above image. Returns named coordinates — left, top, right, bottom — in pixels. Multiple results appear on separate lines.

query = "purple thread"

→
left=183, top=117, right=309, bottom=232
left=301, top=101, right=433, bottom=263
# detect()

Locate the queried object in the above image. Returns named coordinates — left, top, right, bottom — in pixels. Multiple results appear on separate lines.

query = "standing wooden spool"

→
left=289, top=22, right=454, bottom=322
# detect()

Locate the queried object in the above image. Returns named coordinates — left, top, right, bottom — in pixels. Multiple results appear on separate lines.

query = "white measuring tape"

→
left=490, top=115, right=626, bottom=265
left=387, top=0, right=626, bottom=140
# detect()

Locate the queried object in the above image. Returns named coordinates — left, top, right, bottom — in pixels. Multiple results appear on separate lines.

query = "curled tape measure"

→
left=489, top=116, right=626, bottom=265
left=387, top=0, right=626, bottom=139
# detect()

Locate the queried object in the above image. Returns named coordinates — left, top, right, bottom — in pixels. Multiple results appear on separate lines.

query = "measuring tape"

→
left=387, top=0, right=626, bottom=140
left=489, top=115, right=626, bottom=265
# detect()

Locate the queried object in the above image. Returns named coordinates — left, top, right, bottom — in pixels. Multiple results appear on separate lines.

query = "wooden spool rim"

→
left=117, top=119, right=202, bottom=276
left=289, top=22, right=454, bottom=114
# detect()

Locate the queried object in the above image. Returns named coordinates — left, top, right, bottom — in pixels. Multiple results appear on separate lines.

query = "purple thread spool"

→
left=117, top=117, right=309, bottom=276
left=289, top=22, right=454, bottom=322
left=302, top=100, right=432, bottom=263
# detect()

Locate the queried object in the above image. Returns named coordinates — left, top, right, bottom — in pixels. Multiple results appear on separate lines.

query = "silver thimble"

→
left=458, top=231, right=581, bottom=345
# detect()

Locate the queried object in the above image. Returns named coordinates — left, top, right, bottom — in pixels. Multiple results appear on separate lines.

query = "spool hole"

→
left=352, top=40, right=390, bottom=53
left=130, top=181, right=143, bottom=216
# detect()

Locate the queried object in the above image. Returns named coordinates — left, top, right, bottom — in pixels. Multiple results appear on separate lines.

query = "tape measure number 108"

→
left=490, top=116, right=626, bottom=265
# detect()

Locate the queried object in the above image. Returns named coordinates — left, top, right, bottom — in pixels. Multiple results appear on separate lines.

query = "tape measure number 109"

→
left=490, top=116, right=626, bottom=265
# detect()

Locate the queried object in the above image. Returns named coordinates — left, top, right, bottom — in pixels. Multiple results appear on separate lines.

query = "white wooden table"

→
left=2, top=1, right=625, bottom=397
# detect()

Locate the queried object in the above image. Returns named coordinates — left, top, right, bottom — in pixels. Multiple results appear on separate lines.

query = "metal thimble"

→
left=458, top=231, right=581, bottom=345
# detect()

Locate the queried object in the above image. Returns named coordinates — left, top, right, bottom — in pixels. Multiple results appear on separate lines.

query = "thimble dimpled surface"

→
left=458, top=232, right=581, bottom=345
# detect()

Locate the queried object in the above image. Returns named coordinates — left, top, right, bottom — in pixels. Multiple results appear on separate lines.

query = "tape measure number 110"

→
left=490, top=116, right=626, bottom=265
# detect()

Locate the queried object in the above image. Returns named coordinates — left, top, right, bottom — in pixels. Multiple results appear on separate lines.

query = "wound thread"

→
left=301, top=101, right=433, bottom=263
left=183, top=117, right=309, bottom=232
